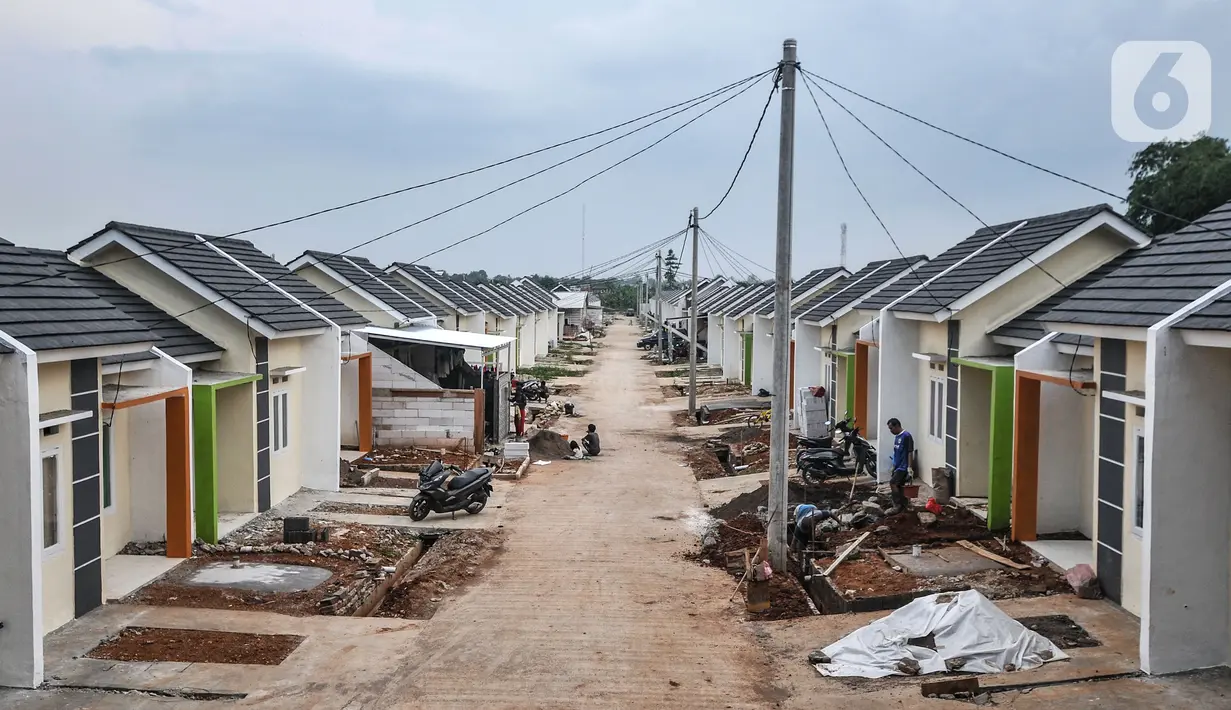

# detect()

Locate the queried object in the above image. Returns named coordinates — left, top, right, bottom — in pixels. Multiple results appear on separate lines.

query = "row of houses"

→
left=0, top=221, right=587, bottom=688
left=663, top=200, right=1231, bottom=675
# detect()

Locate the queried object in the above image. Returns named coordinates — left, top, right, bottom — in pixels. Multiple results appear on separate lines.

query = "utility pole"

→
left=768, top=38, right=798, bottom=570
left=655, top=251, right=664, bottom=361
left=581, top=204, right=586, bottom=272
left=688, top=206, right=701, bottom=417
left=840, top=223, right=848, bottom=270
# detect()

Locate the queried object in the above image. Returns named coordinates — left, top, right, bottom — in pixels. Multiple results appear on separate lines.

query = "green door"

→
left=742, top=333, right=753, bottom=387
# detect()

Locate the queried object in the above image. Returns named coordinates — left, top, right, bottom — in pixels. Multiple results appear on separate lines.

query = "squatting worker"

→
left=792, top=504, right=832, bottom=550
left=887, top=417, right=914, bottom=515
left=581, top=423, right=601, bottom=456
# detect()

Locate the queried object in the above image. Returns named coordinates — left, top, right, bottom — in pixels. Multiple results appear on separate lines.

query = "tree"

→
left=459, top=269, right=490, bottom=285
left=1126, top=134, right=1231, bottom=236
left=663, top=249, right=681, bottom=288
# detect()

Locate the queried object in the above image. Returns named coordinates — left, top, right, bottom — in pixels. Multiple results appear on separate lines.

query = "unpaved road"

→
left=358, top=322, right=774, bottom=708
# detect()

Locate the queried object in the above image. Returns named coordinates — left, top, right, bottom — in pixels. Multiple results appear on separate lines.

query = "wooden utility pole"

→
left=688, top=206, right=701, bottom=417
left=768, top=39, right=798, bottom=569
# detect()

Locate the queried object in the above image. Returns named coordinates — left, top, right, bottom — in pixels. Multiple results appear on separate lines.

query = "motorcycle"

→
left=408, top=460, right=494, bottom=522
left=796, top=417, right=877, bottom=486
left=519, top=379, right=550, bottom=402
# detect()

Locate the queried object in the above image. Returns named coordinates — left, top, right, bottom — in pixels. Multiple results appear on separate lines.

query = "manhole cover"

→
left=186, top=562, right=333, bottom=592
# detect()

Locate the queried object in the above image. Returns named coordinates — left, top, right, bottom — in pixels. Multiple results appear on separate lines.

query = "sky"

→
left=0, top=0, right=1227, bottom=280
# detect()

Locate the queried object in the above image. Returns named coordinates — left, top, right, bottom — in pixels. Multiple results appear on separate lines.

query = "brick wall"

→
left=374, top=389, right=478, bottom=450
left=371, top=348, right=436, bottom=389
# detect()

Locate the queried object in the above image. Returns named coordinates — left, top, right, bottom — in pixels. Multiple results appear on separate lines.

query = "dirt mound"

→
left=376, top=529, right=505, bottom=620
left=709, top=480, right=850, bottom=522
left=828, top=505, right=992, bottom=549
left=747, top=573, right=815, bottom=621
left=528, top=429, right=574, bottom=460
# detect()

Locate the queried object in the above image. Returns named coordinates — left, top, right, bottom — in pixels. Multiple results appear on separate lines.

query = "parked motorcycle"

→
left=408, top=460, right=494, bottom=521
left=518, top=379, right=550, bottom=402
left=796, top=417, right=877, bottom=486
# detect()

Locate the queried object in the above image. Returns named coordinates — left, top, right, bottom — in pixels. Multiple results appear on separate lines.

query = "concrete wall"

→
left=341, top=357, right=361, bottom=448
left=722, top=316, right=741, bottom=381
left=959, top=228, right=1128, bottom=356
left=36, top=361, right=75, bottom=637
left=1035, top=377, right=1096, bottom=537
left=706, top=315, right=723, bottom=367
left=0, top=343, right=44, bottom=687
left=267, top=337, right=305, bottom=505
left=372, top=347, right=437, bottom=389
left=794, top=321, right=824, bottom=390
left=876, top=314, right=920, bottom=480
left=752, top=315, right=774, bottom=394
left=1142, top=328, right=1231, bottom=674
left=900, top=320, right=945, bottom=479
left=956, top=366, right=991, bottom=497
left=216, top=382, right=257, bottom=513
left=284, top=330, right=341, bottom=494
left=297, top=265, right=400, bottom=329
left=374, top=390, right=477, bottom=450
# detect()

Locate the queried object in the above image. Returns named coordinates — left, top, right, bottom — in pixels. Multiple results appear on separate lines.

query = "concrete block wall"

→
left=373, top=389, right=476, bottom=451
left=371, top=348, right=436, bottom=389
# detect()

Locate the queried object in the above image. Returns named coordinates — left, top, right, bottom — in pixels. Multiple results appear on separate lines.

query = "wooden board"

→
left=956, top=540, right=1031, bottom=570
left=821, top=531, right=872, bottom=577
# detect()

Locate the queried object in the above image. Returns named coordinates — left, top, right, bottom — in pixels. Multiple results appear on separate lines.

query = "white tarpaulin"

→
left=814, top=590, right=1068, bottom=678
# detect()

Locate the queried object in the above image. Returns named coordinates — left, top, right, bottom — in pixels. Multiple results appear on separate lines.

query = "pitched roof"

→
left=477, top=284, right=526, bottom=316
left=726, top=284, right=774, bottom=317
left=555, top=291, right=589, bottom=310
left=756, top=267, right=847, bottom=316
left=890, top=205, right=1114, bottom=314
left=1046, top=201, right=1231, bottom=331
left=797, top=256, right=929, bottom=324
left=32, top=249, right=223, bottom=361
left=298, top=251, right=435, bottom=321
left=0, top=242, right=154, bottom=353
left=492, top=283, right=540, bottom=314
left=514, top=279, right=557, bottom=309
left=707, top=283, right=759, bottom=314
left=990, top=263, right=1120, bottom=347
left=95, top=223, right=339, bottom=332
left=395, top=264, right=482, bottom=314
left=455, top=281, right=511, bottom=317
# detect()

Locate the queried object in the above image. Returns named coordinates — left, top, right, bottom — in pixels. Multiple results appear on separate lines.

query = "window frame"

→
left=927, top=376, right=945, bottom=442
left=1132, top=426, right=1146, bottom=537
left=271, top=390, right=290, bottom=455
left=41, top=448, right=64, bottom=556
left=102, top=421, right=115, bottom=512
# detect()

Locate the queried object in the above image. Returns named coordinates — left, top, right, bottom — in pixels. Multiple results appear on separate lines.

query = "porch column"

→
left=192, top=385, right=219, bottom=544
left=854, top=341, right=869, bottom=430
left=843, top=353, right=856, bottom=418
left=986, top=365, right=1015, bottom=531
left=1011, top=374, right=1041, bottom=541
left=358, top=355, right=373, bottom=453
left=165, top=393, right=192, bottom=558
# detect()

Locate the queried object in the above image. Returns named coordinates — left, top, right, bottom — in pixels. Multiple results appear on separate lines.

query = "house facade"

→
left=748, top=267, right=848, bottom=396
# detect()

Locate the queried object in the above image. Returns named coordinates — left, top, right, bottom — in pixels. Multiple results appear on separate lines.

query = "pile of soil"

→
left=829, top=556, right=948, bottom=598
left=124, top=553, right=362, bottom=616
left=685, top=446, right=728, bottom=481
left=87, top=627, right=304, bottom=666
left=828, top=506, right=993, bottom=549
left=709, top=480, right=849, bottom=522
left=692, top=512, right=765, bottom=568
left=553, top=383, right=581, bottom=397
left=670, top=408, right=746, bottom=427
left=312, top=501, right=407, bottom=517
left=747, top=573, right=816, bottom=621
left=369, top=475, right=418, bottom=490
left=528, top=429, right=575, bottom=460
left=1017, top=615, right=1101, bottom=648
left=367, top=447, right=473, bottom=468
left=376, top=529, right=505, bottom=620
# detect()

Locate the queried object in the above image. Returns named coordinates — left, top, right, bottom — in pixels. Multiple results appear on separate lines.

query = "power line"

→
left=698, top=228, right=719, bottom=277
left=699, top=227, right=773, bottom=275
left=558, top=229, right=684, bottom=280
left=9, top=68, right=777, bottom=291
left=801, top=68, right=1231, bottom=240
left=700, top=231, right=753, bottom=281
left=700, top=67, right=781, bottom=220
left=798, top=74, right=945, bottom=309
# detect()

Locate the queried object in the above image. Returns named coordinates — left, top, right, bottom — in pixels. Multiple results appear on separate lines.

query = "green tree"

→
left=663, top=249, right=681, bottom=288
left=1127, top=134, right=1231, bottom=236
left=459, top=269, right=490, bottom=285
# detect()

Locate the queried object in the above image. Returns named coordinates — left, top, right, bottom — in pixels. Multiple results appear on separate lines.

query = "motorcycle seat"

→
left=797, top=436, right=834, bottom=448
left=446, top=468, right=491, bottom=490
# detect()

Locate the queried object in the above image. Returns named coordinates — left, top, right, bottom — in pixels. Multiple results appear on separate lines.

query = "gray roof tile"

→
left=212, top=239, right=368, bottom=328
left=1047, top=201, right=1231, bottom=331
left=299, top=251, right=436, bottom=321
left=756, top=267, right=847, bottom=316
left=0, top=243, right=154, bottom=353
left=396, top=264, right=481, bottom=314
left=797, top=256, right=929, bottom=323
left=31, top=249, right=223, bottom=361
left=892, top=205, right=1113, bottom=314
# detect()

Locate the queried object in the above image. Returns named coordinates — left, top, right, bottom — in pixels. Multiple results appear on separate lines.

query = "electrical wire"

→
left=798, top=74, right=945, bottom=310
left=7, top=67, right=778, bottom=291
left=700, top=66, right=781, bottom=220
left=699, top=230, right=753, bottom=281
left=698, top=228, right=719, bottom=277
left=801, top=68, right=1231, bottom=240
left=699, top=227, right=773, bottom=276
left=559, top=229, right=685, bottom=280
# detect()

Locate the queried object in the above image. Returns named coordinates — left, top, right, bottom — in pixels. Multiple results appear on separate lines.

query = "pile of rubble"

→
left=119, top=540, right=167, bottom=556
left=194, top=541, right=380, bottom=563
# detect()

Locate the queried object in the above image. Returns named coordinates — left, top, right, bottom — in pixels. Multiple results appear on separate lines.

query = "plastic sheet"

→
left=813, top=590, right=1068, bottom=678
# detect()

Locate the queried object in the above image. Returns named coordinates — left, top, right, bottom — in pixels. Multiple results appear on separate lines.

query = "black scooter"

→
left=409, top=460, right=494, bottom=521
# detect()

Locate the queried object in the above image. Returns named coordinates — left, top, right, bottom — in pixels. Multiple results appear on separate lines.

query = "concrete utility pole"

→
left=768, top=38, right=798, bottom=570
left=655, top=251, right=664, bottom=360
left=688, top=206, right=701, bottom=417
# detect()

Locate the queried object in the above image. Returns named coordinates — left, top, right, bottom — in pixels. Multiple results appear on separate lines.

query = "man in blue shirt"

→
left=887, top=418, right=914, bottom=515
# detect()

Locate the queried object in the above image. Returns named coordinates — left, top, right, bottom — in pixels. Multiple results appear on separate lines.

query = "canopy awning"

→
left=362, top=325, right=514, bottom=353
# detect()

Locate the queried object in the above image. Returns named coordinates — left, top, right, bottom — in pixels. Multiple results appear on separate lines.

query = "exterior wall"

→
left=876, top=314, right=920, bottom=480
left=102, top=408, right=131, bottom=557
left=0, top=344, right=43, bottom=687
left=794, top=321, right=824, bottom=390
left=752, top=315, right=773, bottom=394
left=960, top=228, right=1128, bottom=356
left=373, top=389, right=478, bottom=450
left=215, top=382, right=257, bottom=513
left=722, top=316, right=740, bottom=381
left=297, top=265, right=400, bottom=329
left=287, top=331, right=341, bottom=494
left=833, top=309, right=877, bottom=350
left=36, top=362, right=75, bottom=636
left=1035, top=379, right=1096, bottom=537
left=267, top=338, right=305, bottom=506
left=956, top=366, right=991, bottom=497
left=908, top=321, right=946, bottom=480
left=706, top=315, right=723, bottom=367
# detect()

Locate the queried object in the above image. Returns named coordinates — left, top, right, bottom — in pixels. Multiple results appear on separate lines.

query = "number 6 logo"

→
left=1112, top=41, right=1211, bottom=143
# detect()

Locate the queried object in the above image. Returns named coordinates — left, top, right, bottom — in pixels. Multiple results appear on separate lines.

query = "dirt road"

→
left=353, top=322, right=773, bottom=708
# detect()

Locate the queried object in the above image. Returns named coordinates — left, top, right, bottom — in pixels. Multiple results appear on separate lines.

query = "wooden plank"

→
left=821, top=531, right=872, bottom=577
left=956, top=540, right=1031, bottom=570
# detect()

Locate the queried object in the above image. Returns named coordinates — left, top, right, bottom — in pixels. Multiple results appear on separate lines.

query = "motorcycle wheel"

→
left=799, top=467, right=825, bottom=486
left=465, top=492, right=488, bottom=515
left=409, top=496, right=432, bottom=521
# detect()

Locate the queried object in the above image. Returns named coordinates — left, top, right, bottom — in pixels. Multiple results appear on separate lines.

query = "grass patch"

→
left=518, top=365, right=588, bottom=381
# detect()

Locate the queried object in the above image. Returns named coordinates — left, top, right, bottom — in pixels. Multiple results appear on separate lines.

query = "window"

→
left=928, top=377, right=945, bottom=441
left=102, top=423, right=114, bottom=510
left=1133, top=427, right=1145, bottom=533
left=42, top=453, right=59, bottom=549
left=271, top=391, right=290, bottom=453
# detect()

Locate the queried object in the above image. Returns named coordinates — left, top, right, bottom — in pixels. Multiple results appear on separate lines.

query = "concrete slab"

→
left=256, top=483, right=510, bottom=534
left=697, top=472, right=770, bottom=509
left=887, top=545, right=1003, bottom=576
left=104, top=554, right=185, bottom=602
left=339, top=449, right=367, bottom=463
left=1026, top=539, right=1095, bottom=571
left=185, top=562, right=333, bottom=592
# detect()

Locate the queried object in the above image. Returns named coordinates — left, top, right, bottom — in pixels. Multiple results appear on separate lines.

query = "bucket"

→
left=903, top=484, right=920, bottom=499
left=560, top=433, right=569, bottom=441
left=911, top=544, right=922, bottom=557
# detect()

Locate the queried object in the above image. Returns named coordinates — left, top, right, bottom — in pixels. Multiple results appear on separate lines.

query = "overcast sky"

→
left=0, top=1, right=1227, bottom=280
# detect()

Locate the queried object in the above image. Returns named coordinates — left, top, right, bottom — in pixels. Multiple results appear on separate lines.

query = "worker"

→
left=886, top=417, right=915, bottom=516
left=792, top=504, right=832, bottom=550
left=511, top=381, right=528, bottom=438
left=581, top=423, right=601, bottom=456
